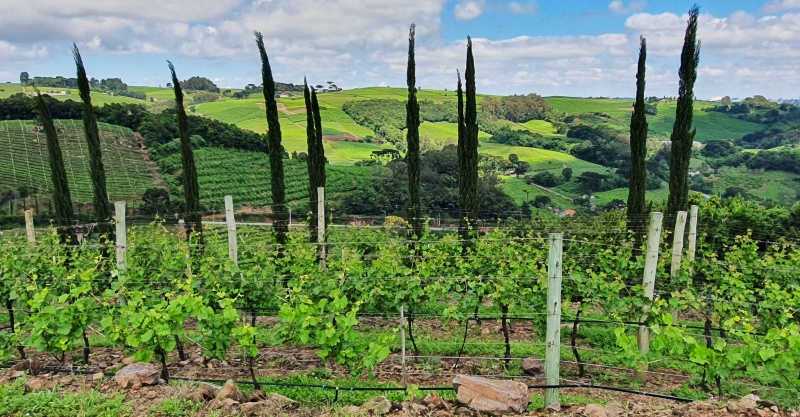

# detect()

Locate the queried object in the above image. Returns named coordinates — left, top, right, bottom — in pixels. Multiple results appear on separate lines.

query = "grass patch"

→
left=147, top=398, right=203, bottom=417
left=0, top=377, right=131, bottom=417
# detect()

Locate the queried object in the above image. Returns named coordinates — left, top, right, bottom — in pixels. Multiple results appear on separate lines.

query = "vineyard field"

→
left=0, top=119, right=154, bottom=202
left=157, top=148, right=371, bottom=211
left=2, top=202, right=799, bottom=408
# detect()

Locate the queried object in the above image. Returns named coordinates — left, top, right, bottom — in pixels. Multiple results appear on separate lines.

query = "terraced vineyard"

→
left=0, top=119, right=154, bottom=201
left=158, top=148, right=370, bottom=210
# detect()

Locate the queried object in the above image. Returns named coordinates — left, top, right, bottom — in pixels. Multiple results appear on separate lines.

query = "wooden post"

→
left=688, top=205, right=699, bottom=264
left=400, top=306, right=407, bottom=389
left=544, top=233, right=563, bottom=407
left=177, top=219, right=186, bottom=240
left=24, top=210, right=35, bottom=245
left=670, top=211, right=688, bottom=279
left=224, top=195, right=238, bottom=266
left=317, top=187, right=326, bottom=265
left=637, top=212, right=663, bottom=382
left=115, top=202, right=127, bottom=272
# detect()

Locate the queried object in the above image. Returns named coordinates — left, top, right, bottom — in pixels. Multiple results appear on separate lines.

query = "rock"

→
left=215, top=379, right=246, bottom=403
left=92, top=372, right=104, bottom=381
left=468, top=398, right=518, bottom=416
left=121, top=357, right=135, bottom=365
left=193, top=356, right=204, bottom=365
left=145, top=390, right=158, bottom=400
left=200, top=382, right=221, bottom=398
left=247, top=389, right=268, bottom=403
left=181, top=388, right=210, bottom=403
left=408, top=403, right=429, bottom=415
left=97, top=362, right=108, bottom=369
left=435, top=410, right=452, bottom=417
left=11, top=359, right=44, bottom=376
left=23, top=377, right=45, bottom=392
left=423, top=391, right=449, bottom=411
left=481, top=327, right=491, bottom=335
left=391, top=402, right=403, bottom=412
left=727, top=402, right=740, bottom=413
left=603, top=401, right=625, bottom=417
left=267, top=393, right=299, bottom=410
left=362, top=396, right=392, bottom=415
left=455, top=407, right=477, bottom=417
left=179, top=359, right=191, bottom=366
left=771, top=406, right=780, bottom=413
left=521, top=358, right=543, bottom=376
left=584, top=404, right=608, bottom=417
left=544, top=403, right=561, bottom=413
left=341, top=405, right=362, bottom=416
left=239, top=402, right=261, bottom=417
left=10, top=370, right=24, bottom=379
left=392, top=365, right=402, bottom=372
left=452, top=375, right=529, bottom=416
left=114, top=363, right=160, bottom=389
left=739, top=394, right=761, bottom=410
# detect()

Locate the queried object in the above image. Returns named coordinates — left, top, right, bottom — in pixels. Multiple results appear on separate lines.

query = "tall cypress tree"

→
left=168, top=61, right=203, bottom=243
left=304, top=79, right=317, bottom=242
left=627, top=36, right=648, bottom=234
left=73, top=44, right=112, bottom=236
left=406, top=24, right=423, bottom=240
left=255, top=31, right=288, bottom=246
left=667, top=6, right=701, bottom=220
left=457, top=71, right=467, bottom=242
left=34, top=90, right=76, bottom=244
left=459, top=37, right=479, bottom=241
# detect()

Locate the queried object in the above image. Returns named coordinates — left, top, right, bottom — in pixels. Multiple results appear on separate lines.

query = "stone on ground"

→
left=215, top=379, right=246, bottom=403
left=362, top=396, right=392, bottom=415
left=521, top=358, right=543, bottom=375
left=584, top=404, right=607, bottom=417
left=452, top=375, right=529, bottom=416
left=114, top=363, right=160, bottom=389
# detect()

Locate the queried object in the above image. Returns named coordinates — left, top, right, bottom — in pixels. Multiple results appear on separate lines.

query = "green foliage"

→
left=628, top=36, right=649, bottom=233
left=500, top=93, right=552, bottom=123
left=192, top=91, right=219, bottom=103
left=406, top=24, right=423, bottom=240
left=181, top=76, right=219, bottom=93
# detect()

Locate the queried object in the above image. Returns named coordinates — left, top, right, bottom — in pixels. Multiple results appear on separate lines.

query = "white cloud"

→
left=760, top=0, right=800, bottom=14
left=608, top=0, right=647, bottom=14
left=508, top=1, right=537, bottom=15
left=454, top=0, right=485, bottom=20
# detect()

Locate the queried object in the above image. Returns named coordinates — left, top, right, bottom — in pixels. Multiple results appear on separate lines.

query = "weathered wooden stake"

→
left=400, top=305, right=407, bottom=389
left=224, top=195, right=238, bottom=265
left=670, top=211, right=688, bottom=279
left=115, top=201, right=127, bottom=272
left=544, top=233, right=563, bottom=407
left=24, top=210, right=35, bottom=246
left=688, top=205, right=699, bottom=264
left=637, top=212, right=663, bottom=383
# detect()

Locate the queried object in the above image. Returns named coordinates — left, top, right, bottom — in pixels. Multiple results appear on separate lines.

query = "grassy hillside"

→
left=0, top=119, right=154, bottom=202
left=545, top=96, right=763, bottom=142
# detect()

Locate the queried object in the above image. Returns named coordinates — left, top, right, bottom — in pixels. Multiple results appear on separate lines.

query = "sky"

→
left=0, top=0, right=799, bottom=100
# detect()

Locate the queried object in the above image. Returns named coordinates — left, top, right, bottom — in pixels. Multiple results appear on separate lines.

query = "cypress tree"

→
left=406, top=24, right=423, bottom=240
left=458, top=37, right=479, bottom=241
left=168, top=61, right=203, bottom=243
left=457, top=71, right=467, bottom=241
left=627, top=36, right=648, bottom=235
left=667, top=6, right=701, bottom=220
left=304, top=79, right=326, bottom=243
left=34, top=90, right=76, bottom=244
left=255, top=31, right=288, bottom=246
left=73, top=44, right=112, bottom=236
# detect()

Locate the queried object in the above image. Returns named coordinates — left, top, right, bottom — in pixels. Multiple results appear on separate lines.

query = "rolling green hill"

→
left=0, top=119, right=155, bottom=202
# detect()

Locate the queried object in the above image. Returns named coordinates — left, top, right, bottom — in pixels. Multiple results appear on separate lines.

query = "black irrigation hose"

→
left=0, top=363, right=734, bottom=404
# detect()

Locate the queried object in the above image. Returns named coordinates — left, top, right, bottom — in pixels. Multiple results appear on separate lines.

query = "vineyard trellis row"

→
left=1, top=194, right=800, bottom=406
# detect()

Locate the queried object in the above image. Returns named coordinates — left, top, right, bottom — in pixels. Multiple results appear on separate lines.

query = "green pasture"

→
left=479, top=142, right=604, bottom=172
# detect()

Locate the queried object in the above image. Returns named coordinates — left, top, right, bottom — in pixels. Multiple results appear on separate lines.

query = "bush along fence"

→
left=2, top=190, right=800, bottom=407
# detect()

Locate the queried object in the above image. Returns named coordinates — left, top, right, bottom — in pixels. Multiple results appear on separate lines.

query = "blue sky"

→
left=1, top=0, right=799, bottom=99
